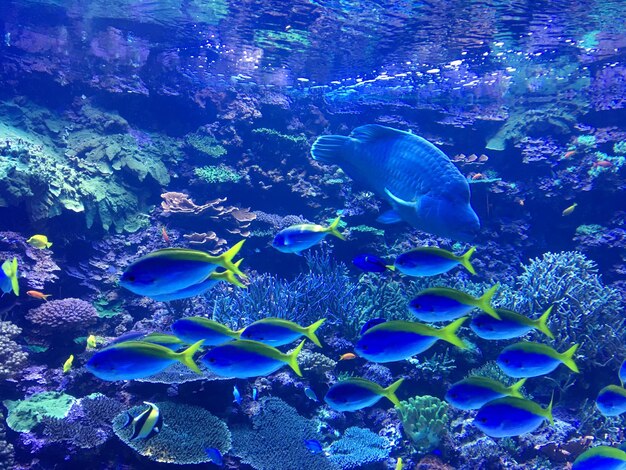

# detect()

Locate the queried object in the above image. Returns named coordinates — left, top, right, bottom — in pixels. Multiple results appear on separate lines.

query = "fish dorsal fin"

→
left=385, top=188, right=418, bottom=208
left=350, top=124, right=407, bottom=143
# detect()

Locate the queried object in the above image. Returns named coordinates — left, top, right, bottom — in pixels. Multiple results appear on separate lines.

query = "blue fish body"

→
left=360, top=318, right=387, bottom=335
left=394, top=247, right=475, bottom=277
left=311, top=125, right=480, bottom=241
left=324, top=377, right=403, bottom=412
left=200, top=339, right=304, bottom=379
left=272, top=217, right=344, bottom=254
left=620, top=360, right=626, bottom=386
left=240, top=322, right=302, bottom=347
left=304, top=439, right=324, bottom=454
left=497, top=342, right=579, bottom=378
left=150, top=278, right=219, bottom=302
left=352, top=254, right=389, bottom=273
left=171, top=317, right=241, bottom=346
left=573, top=446, right=626, bottom=470
left=474, top=397, right=553, bottom=438
left=445, top=377, right=525, bottom=410
left=355, top=318, right=467, bottom=363
left=233, top=385, right=242, bottom=405
left=205, top=447, right=223, bottom=466
left=252, top=388, right=258, bottom=401
left=409, top=293, right=473, bottom=322
left=471, top=314, right=533, bottom=340
left=596, top=385, right=626, bottom=417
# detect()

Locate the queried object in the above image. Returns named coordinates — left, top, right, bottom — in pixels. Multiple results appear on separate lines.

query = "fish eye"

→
left=480, top=417, right=487, bottom=423
left=504, top=359, right=510, bottom=364
left=413, top=303, right=421, bottom=309
left=361, top=345, right=368, bottom=350
left=126, top=274, right=136, bottom=282
left=207, top=357, right=216, bottom=363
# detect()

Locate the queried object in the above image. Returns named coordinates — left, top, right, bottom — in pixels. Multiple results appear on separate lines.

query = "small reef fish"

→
left=573, top=446, right=626, bottom=470
left=352, top=254, right=394, bottom=273
left=161, top=226, right=170, bottom=244
left=85, top=340, right=204, bottom=381
left=121, top=402, right=162, bottom=440
left=395, top=458, right=403, bottom=470
left=339, top=352, right=357, bottom=361
left=86, top=335, right=97, bottom=349
left=27, top=235, right=52, bottom=249
left=205, top=446, right=223, bottom=466
left=311, top=124, right=480, bottom=241
left=240, top=318, right=326, bottom=347
left=394, top=246, right=476, bottom=277
left=141, top=332, right=187, bottom=350
left=563, top=150, right=576, bottom=159
left=562, top=203, right=578, bottom=216
left=471, top=173, right=485, bottom=181
left=272, top=217, right=345, bottom=254
left=356, top=318, right=467, bottom=363
left=620, top=360, right=626, bottom=386
left=26, top=290, right=51, bottom=301
left=474, top=396, right=553, bottom=438
left=201, top=339, right=304, bottom=378
left=409, top=284, right=500, bottom=322
left=304, top=387, right=318, bottom=402
left=0, top=258, right=19, bottom=296
left=63, top=354, right=74, bottom=373
left=596, top=385, right=626, bottom=417
left=120, top=240, right=246, bottom=298
left=233, top=385, right=242, bottom=405
left=497, top=342, right=579, bottom=378
left=445, top=376, right=526, bottom=410
left=324, top=377, right=404, bottom=411
left=594, top=160, right=614, bottom=168
left=252, top=388, right=258, bottom=401
left=171, top=317, right=242, bottom=346
left=304, top=439, right=324, bottom=454
left=470, top=306, right=554, bottom=340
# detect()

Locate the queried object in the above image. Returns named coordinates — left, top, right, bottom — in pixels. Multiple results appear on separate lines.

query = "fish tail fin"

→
left=8, top=258, right=19, bottom=296
left=287, top=340, right=305, bottom=377
left=477, top=283, right=500, bottom=319
left=47, top=242, right=52, bottom=248
left=545, top=392, right=555, bottom=425
left=305, top=318, right=326, bottom=347
left=210, top=263, right=247, bottom=289
left=43, top=294, right=51, bottom=301
left=507, top=378, right=527, bottom=398
left=175, top=340, right=204, bottom=374
left=560, top=344, right=580, bottom=373
left=325, top=217, right=346, bottom=241
left=310, top=135, right=350, bottom=165
left=438, top=317, right=468, bottom=350
left=460, top=246, right=477, bottom=275
left=212, top=241, right=246, bottom=279
left=385, top=264, right=396, bottom=272
left=535, top=306, right=555, bottom=340
left=383, top=378, right=405, bottom=407
left=233, top=327, right=245, bottom=339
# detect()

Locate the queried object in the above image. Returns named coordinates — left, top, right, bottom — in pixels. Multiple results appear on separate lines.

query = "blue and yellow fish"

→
left=409, top=285, right=500, bottom=322
left=240, top=318, right=325, bottom=347
left=596, top=385, right=626, bottom=417
left=394, top=246, right=476, bottom=276
left=352, top=254, right=394, bottom=273
left=324, top=377, right=404, bottom=412
left=0, top=258, right=19, bottom=296
left=272, top=217, right=345, bottom=254
left=497, top=342, right=579, bottom=378
left=470, top=306, right=554, bottom=340
left=445, top=376, right=526, bottom=410
left=121, top=402, right=162, bottom=440
left=474, top=396, right=553, bottom=438
left=171, top=317, right=242, bottom=346
left=573, top=446, right=626, bottom=470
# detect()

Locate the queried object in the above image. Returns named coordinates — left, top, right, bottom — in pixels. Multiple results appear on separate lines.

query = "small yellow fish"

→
left=27, top=235, right=52, bottom=249
left=562, top=203, right=577, bottom=216
left=63, top=354, right=74, bottom=373
left=395, top=457, right=403, bottom=470
left=87, top=335, right=97, bottom=349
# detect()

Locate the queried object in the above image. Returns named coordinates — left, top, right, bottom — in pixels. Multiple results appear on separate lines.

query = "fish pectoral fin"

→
left=376, top=209, right=402, bottom=224
left=384, top=188, right=418, bottom=208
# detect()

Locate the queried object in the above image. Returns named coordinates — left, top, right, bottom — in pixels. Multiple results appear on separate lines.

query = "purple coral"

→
left=0, top=321, right=28, bottom=380
left=26, top=298, right=98, bottom=334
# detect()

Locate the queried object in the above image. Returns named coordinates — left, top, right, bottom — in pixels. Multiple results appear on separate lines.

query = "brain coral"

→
left=112, top=401, right=231, bottom=465
left=26, top=298, right=98, bottom=333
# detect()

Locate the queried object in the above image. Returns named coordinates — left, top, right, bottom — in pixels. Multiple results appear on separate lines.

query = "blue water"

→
left=0, top=0, right=625, bottom=468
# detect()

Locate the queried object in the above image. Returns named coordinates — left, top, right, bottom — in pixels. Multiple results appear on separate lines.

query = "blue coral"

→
left=327, top=427, right=390, bottom=469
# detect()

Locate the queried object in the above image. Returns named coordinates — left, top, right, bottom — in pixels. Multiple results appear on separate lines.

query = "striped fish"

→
left=122, top=402, right=163, bottom=440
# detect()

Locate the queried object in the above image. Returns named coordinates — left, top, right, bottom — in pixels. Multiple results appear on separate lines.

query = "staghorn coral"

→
left=398, top=395, right=450, bottom=453
left=496, top=251, right=624, bottom=369
left=26, top=298, right=98, bottom=335
left=328, top=426, right=390, bottom=469
left=0, top=321, right=28, bottom=380
left=112, top=401, right=231, bottom=465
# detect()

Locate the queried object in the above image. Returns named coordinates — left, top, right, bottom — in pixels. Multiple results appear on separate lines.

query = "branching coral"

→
left=112, top=401, right=231, bottom=465
left=328, top=427, right=390, bottom=469
left=398, top=395, right=450, bottom=453
left=0, top=321, right=28, bottom=380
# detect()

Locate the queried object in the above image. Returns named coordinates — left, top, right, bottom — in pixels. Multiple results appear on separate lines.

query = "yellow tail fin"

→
left=326, top=217, right=346, bottom=241
left=535, top=306, right=555, bottom=340
left=305, top=318, right=326, bottom=347
left=460, top=247, right=476, bottom=275
left=545, top=392, right=554, bottom=425
left=560, top=344, right=579, bottom=373
left=507, top=378, right=527, bottom=398
left=383, top=378, right=405, bottom=407
left=437, top=317, right=468, bottom=349
left=211, top=240, right=246, bottom=278
left=287, top=340, right=305, bottom=377
left=175, top=340, right=204, bottom=374
left=477, top=284, right=500, bottom=320
left=210, top=259, right=247, bottom=288
left=385, top=264, right=396, bottom=272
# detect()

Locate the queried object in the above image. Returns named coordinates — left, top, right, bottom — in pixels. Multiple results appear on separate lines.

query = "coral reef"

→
left=4, top=392, right=76, bottom=433
left=26, top=298, right=98, bottom=336
left=398, top=395, right=450, bottom=453
left=0, top=409, right=14, bottom=470
left=112, top=401, right=231, bottom=465
left=328, top=426, right=391, bottom=469
left=0, top=321, right=28, bottom=380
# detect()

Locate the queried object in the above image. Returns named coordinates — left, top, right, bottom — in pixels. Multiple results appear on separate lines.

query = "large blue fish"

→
left=394, top=246, right=475, bottom=276
left=497, top=342, right=579, bottom=378
left=120, top=241, right=246, bottom=298
left=324, top=377, right=404, bottom=411
left=474, top=396, right=553, bottom=438
left=272, top=217, right=345, bottom=254
left=409, top=285, right=500, bottom=322
left=201, top=339, right=304, bottom=378
left=240, top=318, right=326, bottom=347
left=596, top=385, right=626, bottom=417
left=85, top=340, right=204, bottom=381
left=573, top=446, right=626, bottom=470
left=355, top=317, right=467, bottom=363
left=171, top=317, right=242, bottom=346
left=311, top=125, right=480, bottom=241
left=445, top=376, right=526, bottom=410
left=0, top=258, right=19, bottom=296
left=470, top=306, right=554, bottom=340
